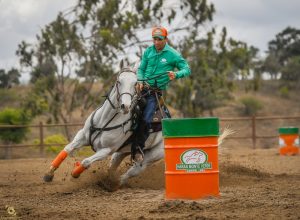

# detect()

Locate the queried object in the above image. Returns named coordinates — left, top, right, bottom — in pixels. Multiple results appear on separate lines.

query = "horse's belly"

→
left=96, top=131, right=132, bottom=150
left=145, top=131, right=163, bottom=150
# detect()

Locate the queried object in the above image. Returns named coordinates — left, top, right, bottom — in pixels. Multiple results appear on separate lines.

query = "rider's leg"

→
left=120, top=140, right=164, bottom=185
left=71, top=147, right=111, bottom=178
left=143, top=94, right=157, bottom=126
left=134, top=94, right=156, bottom=161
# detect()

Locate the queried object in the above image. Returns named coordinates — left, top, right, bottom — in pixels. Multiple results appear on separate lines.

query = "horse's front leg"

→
left=120, top=142, right=164, bottom=185
left=43, top=129, right=87, bottom=182
left=71, top=148, right=111, bottom=178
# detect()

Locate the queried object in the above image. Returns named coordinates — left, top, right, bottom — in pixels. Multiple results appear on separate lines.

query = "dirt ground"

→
left=0, top=145, right=299, bottom=220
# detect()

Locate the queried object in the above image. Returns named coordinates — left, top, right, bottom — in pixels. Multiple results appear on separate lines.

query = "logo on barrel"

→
left=176, top=149, right=212, bottom=172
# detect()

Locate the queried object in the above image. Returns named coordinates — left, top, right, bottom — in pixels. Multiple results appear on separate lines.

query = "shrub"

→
left=0, top=108, right=30, bottom=144
left=33, top=134, right=93, bottom=156
left=279, top=86, right=289, bottom=98
left=239, top=96, right=263, bottom=116
left=34, top=134, right=67, bottom=154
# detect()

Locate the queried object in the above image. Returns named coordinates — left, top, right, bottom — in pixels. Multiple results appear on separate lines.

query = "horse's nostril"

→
left=121, top=104, right=125, bottom=109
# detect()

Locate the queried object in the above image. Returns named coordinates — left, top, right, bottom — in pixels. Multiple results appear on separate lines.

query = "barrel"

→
left=162, top=117, right=219, bottom=200
left=278, top=127, right=299, bottom=155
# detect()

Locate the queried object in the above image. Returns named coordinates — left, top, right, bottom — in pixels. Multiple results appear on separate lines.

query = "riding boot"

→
left=133, top=120, right=149, bottom=162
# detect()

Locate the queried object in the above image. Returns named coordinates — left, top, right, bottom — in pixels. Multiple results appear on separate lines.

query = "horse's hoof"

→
left=71, top=172, right=80, bottom=178
left=43, top=174, right=54, bottom=182
left=98, top=172, right=120, bottom=192
left=99, top=180, right=120, bottom=192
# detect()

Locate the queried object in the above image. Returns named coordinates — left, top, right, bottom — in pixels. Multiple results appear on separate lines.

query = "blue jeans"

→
left=143, top=94, right=157, bottom=127
left=133, top=90, right=169, bottom=157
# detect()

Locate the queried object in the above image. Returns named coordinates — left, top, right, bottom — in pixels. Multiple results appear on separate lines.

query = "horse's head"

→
left=116, top=59, right=139, bottom=114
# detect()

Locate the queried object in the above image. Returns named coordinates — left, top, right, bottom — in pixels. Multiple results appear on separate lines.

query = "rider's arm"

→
left=174, top=54, right=191, bottom=79
left=137, top=48, right=149, bottom=81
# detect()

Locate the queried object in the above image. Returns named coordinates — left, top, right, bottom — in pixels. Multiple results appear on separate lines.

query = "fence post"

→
left=39, top=122, right=44, bottom=157
left=252, top=115, right=256, bottom=149
left=5, top=143, right=12, bottom=159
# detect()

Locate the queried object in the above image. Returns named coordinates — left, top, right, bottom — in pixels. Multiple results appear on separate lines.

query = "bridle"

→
left=88, top=67, right=138, bottom=149
left=105, top=67, right=137, bottom=110
left=115, top=67, right=137, bottom=107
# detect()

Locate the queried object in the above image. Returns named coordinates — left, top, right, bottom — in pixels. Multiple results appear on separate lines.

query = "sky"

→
left=212, top=0, right=300, bottom=55
left=0, top=0, right=76, bottom=71
left=0, top=0, right=299, bottom=79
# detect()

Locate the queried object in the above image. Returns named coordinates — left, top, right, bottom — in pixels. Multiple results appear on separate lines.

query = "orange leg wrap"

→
left=51, top=150, right=68, bottom=168
left=71, top=162, right=86, bottom=178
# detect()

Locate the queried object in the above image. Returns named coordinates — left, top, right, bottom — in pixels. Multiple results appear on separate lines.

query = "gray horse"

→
left=43, top=60, right=164, bottom=186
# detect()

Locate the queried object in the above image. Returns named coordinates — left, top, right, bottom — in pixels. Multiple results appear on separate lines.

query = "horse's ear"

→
left=132, top=60, right=140, bottom=73
left=119, top=59, right=124, bottom=70
left=119, top=58, right=130, bottom=70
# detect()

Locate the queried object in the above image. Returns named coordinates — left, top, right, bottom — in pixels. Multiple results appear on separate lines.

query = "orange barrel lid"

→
left=278, top=127, right=299, bottom=134
left=162, top=117, right=219, bottom=138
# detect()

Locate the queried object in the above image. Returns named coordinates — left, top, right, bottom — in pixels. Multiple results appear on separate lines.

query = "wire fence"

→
left=0, top=115, right=299, bottom=159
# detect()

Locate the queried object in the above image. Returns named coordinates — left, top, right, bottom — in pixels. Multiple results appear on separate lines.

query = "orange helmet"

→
left=152, top=27, right=168, bottom=39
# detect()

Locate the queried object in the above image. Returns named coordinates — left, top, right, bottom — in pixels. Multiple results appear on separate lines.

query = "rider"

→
left=134, top=26, right=191, bottom=162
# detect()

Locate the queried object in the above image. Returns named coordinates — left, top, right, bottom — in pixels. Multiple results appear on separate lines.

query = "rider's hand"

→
left=136, top=82, right=143, bottom=92
left=168, top=71, right=176, bottom=80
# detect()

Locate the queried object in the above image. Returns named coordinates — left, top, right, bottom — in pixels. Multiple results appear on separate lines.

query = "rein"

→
left=138, top=72, right=170, bottom=90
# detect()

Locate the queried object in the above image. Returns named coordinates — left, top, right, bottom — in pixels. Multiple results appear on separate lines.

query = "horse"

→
left=43, top=59, right=165, bottom=187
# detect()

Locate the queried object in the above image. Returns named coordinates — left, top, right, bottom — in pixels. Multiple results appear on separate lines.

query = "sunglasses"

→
left=153, top=37, right=164, bottom=41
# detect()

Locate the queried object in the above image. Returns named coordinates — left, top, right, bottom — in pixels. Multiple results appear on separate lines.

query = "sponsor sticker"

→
left=176, top=149, right=212, bottom=172
left=279, top=137, right=285, bottom=147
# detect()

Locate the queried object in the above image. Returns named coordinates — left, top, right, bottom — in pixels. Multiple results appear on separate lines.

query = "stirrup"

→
left=134, top=146, right=144, bottom=163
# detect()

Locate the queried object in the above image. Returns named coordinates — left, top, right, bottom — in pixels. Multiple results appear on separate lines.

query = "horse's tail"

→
left=218, top=126, right=236, bottom=146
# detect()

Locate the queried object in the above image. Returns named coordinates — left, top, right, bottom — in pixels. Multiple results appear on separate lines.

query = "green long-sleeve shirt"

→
left=137, top=44, right=191, bottom=90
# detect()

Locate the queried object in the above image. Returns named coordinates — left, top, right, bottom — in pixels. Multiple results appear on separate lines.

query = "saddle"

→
left=119, top=95, right=171, bottom=161
left=152, top=96, right=170, bottom=122
left=131, top=96, right=171, bottom=133
left=150, top=104, right=171, bottom=132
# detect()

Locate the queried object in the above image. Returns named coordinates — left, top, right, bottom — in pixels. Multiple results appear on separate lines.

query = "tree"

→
left=268, top=27, right=300, bottom=65
left=21, top=78, right=50, bottom=119
left=0, top=68, right=20, bottom=89
left=281, top=56, right=300, bottom=82
left=266, top=27, right=300, bottom=83
left=262, top=52, right=281, bottom=79
left=227, top=40, right=261, bottom=92
left=169, top=27, right=259, bottom=116
left=16, top=0, right=216, bottom=123
left=227, top=39, right=259, bottom=80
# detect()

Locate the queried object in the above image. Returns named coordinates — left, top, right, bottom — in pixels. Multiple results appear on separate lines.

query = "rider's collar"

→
left=154, top=43, right=170, bottom=54
left=161, top=43, right=170, bottom=52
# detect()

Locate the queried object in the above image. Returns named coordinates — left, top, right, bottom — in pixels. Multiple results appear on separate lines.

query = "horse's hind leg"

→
left=109, top=152, right=130, bottom=173
left=120, top=143, right=164, bottom=185
left=43, top=129, right=87, bottom=182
